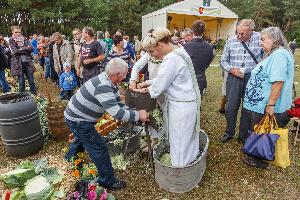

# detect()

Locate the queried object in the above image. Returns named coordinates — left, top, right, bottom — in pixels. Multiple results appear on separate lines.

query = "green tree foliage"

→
left=220, top=0, right=300, bottom=41
left=0, top=0, right=299, bottom=42
left=0, top=0, right=176, bottom=38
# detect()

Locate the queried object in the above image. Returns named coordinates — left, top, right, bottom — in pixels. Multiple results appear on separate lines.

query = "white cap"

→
left=63, top=62, right=71, bottom=69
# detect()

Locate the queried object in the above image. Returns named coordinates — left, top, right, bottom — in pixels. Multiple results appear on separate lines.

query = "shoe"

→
left=99, top=180, right=126, bottom=191
left=220, top=134, right=233, bottom=143
left=242, top=157, right=268, bottom=169
left=218, top=108, right=225, bottom=114
left=238, top=137, right=246, bottom=144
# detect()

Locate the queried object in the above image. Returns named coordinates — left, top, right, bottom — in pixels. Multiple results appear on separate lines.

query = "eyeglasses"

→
left=236, top=32, right=248, bottom=37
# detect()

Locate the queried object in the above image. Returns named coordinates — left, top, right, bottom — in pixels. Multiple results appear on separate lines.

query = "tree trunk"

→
left=284, top=18, right=291, bottom=33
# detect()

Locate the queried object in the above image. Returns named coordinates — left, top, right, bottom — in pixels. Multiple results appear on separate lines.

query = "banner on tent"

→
left=191, top=5, right=221, bottom=16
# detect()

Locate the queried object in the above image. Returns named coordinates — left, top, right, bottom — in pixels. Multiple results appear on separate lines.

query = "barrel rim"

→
left=0, top=92, right=32, bottom=104
left=153, top=129, right=209, bottom=169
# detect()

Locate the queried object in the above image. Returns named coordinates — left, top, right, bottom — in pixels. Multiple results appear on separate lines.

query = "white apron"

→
left=168, top=100, right=199, bottom=167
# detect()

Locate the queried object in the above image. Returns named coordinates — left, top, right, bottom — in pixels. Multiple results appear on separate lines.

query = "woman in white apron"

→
left=133, top=28, right=201, bottom=167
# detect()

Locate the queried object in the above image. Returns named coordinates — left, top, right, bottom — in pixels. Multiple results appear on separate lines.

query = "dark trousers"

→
left=65, top=119, right=116, bottom=187
left=18, top=62, right=36, bottom=94
left=62, top=90, right=74, bottom=100
left=250, top=111, right=290, bottom=130
left=82, top=66, right=101, bottom=83
left=239, top=109, right=291, bottom=141
left=225, top=73, right=250, bottom=139
left=49, top=57, right=58, bottom=82
left=0, top=69, right=10, bottom=93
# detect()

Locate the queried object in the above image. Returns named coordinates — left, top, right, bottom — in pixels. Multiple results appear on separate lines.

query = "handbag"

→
left=268, top=116, right=290, bottom=168
left=243, top=114, right=280, bottom=160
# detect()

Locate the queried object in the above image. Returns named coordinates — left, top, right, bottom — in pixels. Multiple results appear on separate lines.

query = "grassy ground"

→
left=0, top=50, right=300, bottom=199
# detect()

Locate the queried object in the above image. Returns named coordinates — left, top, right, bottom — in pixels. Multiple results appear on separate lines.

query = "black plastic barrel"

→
left=0, top=93, right=43, bottom=157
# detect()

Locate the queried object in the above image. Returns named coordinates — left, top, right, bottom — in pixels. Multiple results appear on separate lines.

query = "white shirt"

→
left=131, top=52, right=162, bottom=81
left=148, top=48, right=196, bottom=102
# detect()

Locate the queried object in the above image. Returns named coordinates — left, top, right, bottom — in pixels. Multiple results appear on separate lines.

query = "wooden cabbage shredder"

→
left=124, top=89, right=156, bottom=170
left=42, top=75, right=71, bottom=140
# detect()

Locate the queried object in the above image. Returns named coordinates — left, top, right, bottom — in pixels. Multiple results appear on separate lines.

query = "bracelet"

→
left=268, top=104, right=275, bottom=107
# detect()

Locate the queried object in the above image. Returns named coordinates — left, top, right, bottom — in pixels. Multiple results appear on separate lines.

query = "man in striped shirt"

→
left=220, top=19, right=264, bottom=143
left=64, top=58, right=149, bottom=190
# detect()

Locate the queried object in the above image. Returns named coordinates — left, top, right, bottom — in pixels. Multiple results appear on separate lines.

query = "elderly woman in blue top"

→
left=64, top=58, right=149, bottom=190
left=242, top=27, right=294, bottom=168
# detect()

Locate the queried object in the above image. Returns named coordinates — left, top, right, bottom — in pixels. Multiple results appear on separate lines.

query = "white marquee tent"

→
left=142, top=0, right=238, bottom=41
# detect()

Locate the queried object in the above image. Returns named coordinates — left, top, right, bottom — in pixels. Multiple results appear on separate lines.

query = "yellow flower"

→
left=77, top=152, right=84, bottom=158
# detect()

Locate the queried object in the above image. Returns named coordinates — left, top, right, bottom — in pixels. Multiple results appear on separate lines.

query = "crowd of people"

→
left=0, top=26, right=143, bottom=99
left=0, top=18, right=297, bottom=190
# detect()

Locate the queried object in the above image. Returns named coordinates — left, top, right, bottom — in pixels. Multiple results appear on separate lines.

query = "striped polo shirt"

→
left=64, top=72, right=139, bottom=122
left=106, top=49, right=131, bottom=65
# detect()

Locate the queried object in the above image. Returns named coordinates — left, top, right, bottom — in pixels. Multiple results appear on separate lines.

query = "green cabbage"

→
left=111, top=154, right=129, bottom=171
left=160, top=153, right=171, bottom=166
left=0, top=169, right=36, bottom=188
left=24, top=176, right=53, bottom=200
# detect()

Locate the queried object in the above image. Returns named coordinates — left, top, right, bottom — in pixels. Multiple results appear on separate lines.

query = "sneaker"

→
left=220, top=134, right=233, bottom=143
left=99, top=180, right=126, bottom=191
left=242, top=156, right=268, bottom=169
left=238, top=137, right=246, bottom=144
left=219, top=108, right=225, bottom=114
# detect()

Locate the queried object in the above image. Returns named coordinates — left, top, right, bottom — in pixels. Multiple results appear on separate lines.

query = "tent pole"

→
left=216, top=18, right=219, bottom=41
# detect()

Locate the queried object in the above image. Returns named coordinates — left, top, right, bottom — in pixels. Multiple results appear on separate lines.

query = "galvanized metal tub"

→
left=153, top=130, right=209, bottom=193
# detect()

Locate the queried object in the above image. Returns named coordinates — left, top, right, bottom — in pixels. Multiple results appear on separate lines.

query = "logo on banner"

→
left=199, top=6, right=204, bottom=14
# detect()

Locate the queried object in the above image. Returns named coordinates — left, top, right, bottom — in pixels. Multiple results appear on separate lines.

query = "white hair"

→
left=181, top=28, right=193, bottom=36
left=261, top=26, right=291, bottom=57
left=105, top=58, right=128, bottom=75
left=237, top=19, right=255, bottom=30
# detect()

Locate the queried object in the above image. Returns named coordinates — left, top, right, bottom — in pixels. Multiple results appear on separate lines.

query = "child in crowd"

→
left=59, top=62, right=77, bottom=100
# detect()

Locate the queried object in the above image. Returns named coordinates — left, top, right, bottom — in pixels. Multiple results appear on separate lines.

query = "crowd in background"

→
left=0, top=27, right=144, bottom=98
left=0, top=25, right=219, bottom=99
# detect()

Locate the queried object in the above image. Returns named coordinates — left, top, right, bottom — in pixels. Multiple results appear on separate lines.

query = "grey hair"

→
left=181, top=28, right=193, bottom=36
left=105, top=58, right=128, bottom=75
left=237, top=19, right=255, bottom=30
left=261, top=27, right=290, bottom=57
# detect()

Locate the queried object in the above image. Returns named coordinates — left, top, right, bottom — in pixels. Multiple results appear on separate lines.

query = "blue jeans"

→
left=44, top=57, right=51, bottom=79
left=18, top=62, right=36, bottom=94
left=65, top=118, right=116, bottom=187
left=38, top=57, right=45, bottom=71
left=0, top=70, right=10, bottom=93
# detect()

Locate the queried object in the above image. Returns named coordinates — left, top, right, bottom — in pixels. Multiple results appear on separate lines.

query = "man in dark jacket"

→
left=0, top=45, right=10, bottom=93
left=183, top=20, right=214, bottom=95
left=9, top=26, right=36, bottom=94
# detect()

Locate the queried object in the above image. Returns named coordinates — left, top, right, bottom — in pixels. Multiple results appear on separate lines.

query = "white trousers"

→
left=168, top=100, right=199, bottom=167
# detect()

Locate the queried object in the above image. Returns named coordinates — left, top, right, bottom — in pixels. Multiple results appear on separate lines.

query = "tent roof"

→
left=142, top=0, right=238, bottom=19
